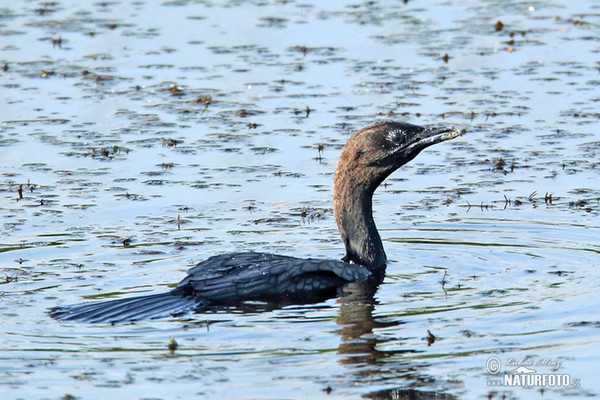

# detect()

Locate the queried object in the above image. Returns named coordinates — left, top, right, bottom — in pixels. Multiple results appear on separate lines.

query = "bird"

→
left=50, top=121, right=461, bottom=323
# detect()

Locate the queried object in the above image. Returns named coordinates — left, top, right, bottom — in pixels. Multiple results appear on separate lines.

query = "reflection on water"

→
left=1, top=0, right=599, bottom=398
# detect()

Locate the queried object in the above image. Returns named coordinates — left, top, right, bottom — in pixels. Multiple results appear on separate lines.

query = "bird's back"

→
left=178, top=251, right=371, bottom=303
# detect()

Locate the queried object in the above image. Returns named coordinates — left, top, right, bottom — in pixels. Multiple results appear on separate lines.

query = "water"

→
left=1, top=0, right=599, bottom=399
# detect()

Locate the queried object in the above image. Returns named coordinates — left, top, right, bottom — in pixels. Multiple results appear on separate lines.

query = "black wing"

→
left=177, top=252, right=371, bottom=302
left=51, top=252, right=372, bottom=323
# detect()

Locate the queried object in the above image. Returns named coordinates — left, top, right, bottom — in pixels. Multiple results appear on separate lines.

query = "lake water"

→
left=1, top=0, right=599, bottom=399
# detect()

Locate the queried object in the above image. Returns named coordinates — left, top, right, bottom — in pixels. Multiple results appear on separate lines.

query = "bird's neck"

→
left=333, top=169, right=387, bottom=271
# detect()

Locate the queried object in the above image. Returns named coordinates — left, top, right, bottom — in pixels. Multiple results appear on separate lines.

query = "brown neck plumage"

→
left=333, top=135, right=387, bottom=271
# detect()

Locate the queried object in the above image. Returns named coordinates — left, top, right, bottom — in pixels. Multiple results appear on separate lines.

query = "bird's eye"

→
left=388, top=129, right=406, bottom=144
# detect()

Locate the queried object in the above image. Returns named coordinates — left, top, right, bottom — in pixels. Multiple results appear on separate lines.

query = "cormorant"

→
left=50, top=121, right=461, bottom=323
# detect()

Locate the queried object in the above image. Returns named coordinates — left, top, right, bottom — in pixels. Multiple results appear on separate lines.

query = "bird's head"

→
left=337, top=121, right=462, bottom=191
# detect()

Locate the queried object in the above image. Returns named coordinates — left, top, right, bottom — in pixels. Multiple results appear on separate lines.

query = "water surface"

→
left=1, top=0, right=599, bottom=399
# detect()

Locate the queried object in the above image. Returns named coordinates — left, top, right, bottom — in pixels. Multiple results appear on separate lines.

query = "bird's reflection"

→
left=335, top=272, right=457, bottom=400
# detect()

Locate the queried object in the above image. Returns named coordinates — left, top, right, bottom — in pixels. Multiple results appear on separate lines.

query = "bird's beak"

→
left=379, top=125, right=462, bottom=168
left=405, top=126, right=462, bottom=153
left=370, top=124, right=463, bottom=170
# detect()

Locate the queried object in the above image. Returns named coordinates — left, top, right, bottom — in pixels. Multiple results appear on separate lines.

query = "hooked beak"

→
left=405, top=125, right=462, bottom=153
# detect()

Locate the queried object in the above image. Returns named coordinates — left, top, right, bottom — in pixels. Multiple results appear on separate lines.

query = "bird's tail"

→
left=49, top=291, right=208, bottom=324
